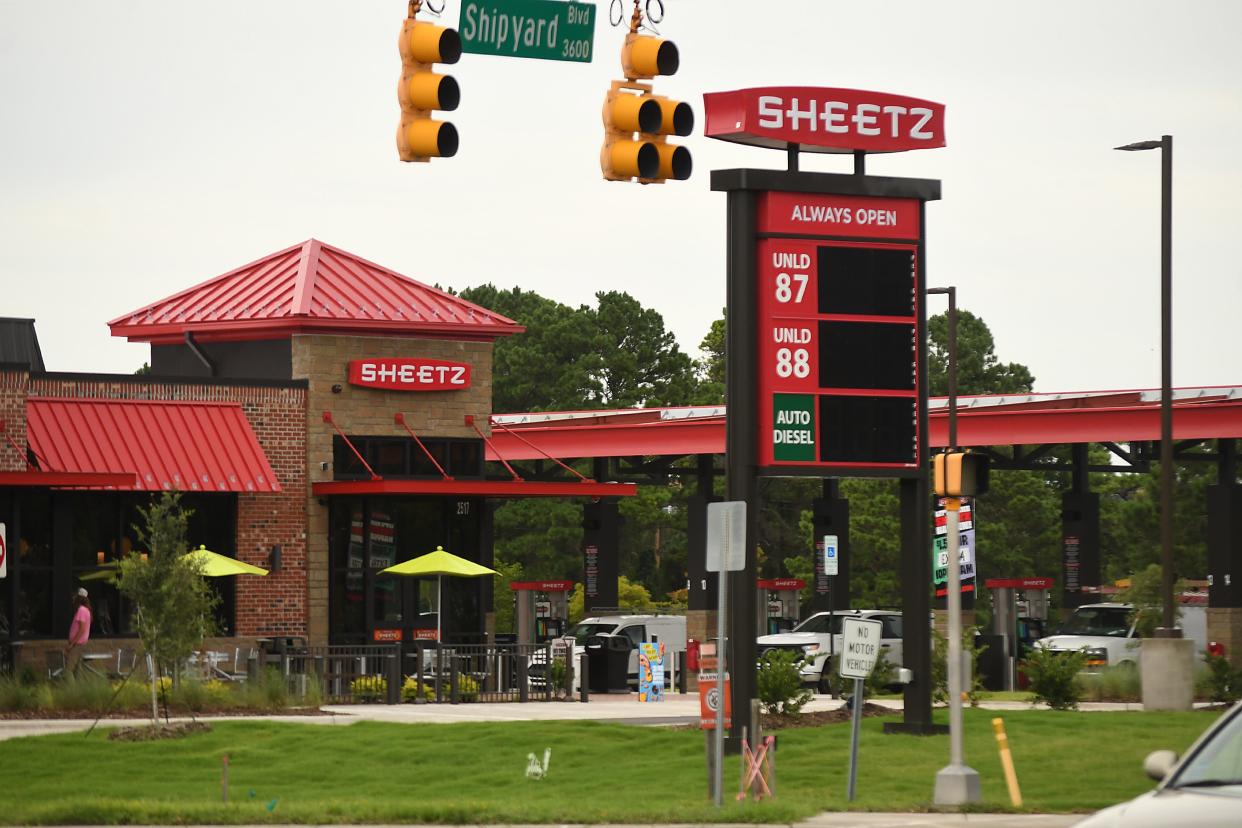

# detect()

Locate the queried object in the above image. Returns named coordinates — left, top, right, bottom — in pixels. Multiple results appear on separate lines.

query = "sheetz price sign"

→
left=756, top=191, right=921, bottom=472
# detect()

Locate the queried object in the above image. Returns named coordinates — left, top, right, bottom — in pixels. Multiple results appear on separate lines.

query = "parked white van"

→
left=570, top=613, right=687, bottom=687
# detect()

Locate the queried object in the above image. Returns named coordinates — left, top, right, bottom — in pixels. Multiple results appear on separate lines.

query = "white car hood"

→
left=758, top=632, right=831, bottom=647
left=1037, top=634, right=1120, bottom=652
left=1075, top=787, right=1242, bottom=827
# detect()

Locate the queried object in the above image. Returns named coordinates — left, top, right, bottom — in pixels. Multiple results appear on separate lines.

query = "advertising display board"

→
left=756, top=192, right=922, bottom=473
left=934, top=500, right=976, bottom=596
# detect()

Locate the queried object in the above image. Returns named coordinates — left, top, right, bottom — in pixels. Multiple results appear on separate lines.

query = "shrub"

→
left=351, top=674, right=387, bottom=702
left=864, top=652, right=896, bottom=698
left=1200, top=652, right=1242, bottom=704
left=236, top=668, right=289, bottom=710
left=1022, top=647, right=1085, bottom=710
left=757, top=649, right=813, bottom=715
left=932, top=628, right=989, bottom=706
left=0, top=675, right=53, bottom=712
left=172, top=679, right=211, bottom=713
left=51, top=674, right=114, bottom=713
left=1077, top=664, right=1141, bottom=703
left=402, top=675, right=435, bottom=702
left=456, top=674, right=480, bottom=702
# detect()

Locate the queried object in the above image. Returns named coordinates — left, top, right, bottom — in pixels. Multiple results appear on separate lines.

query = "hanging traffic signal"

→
left=397, top=14, right=461, bottom=162
left=600, top=19, right=692, bottom=183
left=933, top=451, right=991, bottom=498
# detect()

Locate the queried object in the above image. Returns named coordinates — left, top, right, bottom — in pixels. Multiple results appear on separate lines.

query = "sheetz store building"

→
left=0, top=239, right=630, bottom=665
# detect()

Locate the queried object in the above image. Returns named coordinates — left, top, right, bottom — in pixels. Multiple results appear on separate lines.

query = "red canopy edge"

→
left=312, top=479, right=637, bottom=498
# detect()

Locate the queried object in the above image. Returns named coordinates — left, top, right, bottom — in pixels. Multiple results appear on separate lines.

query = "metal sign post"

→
left=823, top=534, right=838, bottom=680
left=839, top=616, right=882, bottom=801
left=933, top=498, right=981, bottom=804
left=706, top=501, right=746, bottom=807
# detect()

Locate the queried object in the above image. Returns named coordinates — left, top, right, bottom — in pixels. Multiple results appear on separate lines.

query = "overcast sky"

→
left=2, top=1, right=1239, bottom=398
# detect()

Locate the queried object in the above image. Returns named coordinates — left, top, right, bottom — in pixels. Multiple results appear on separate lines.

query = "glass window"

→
left=409, top=442, right=449, bottom=477
left=16, top=491, right=52, bottom=566
left=619, top=625, right=646, bottom=647
left=330, top=567, right=366, bottom=640
left=16, top=570, right=53, bottom=638
left=794, top=613, right=841, bottom=634
left=448, top=441, right=483, bottom=477
left=333, top=437, right=369, bottom=478
left=1057, top=607, right=1132, bottom=637
left=570, top=622, right=617, bottom=644
left=369, top=440, right=408, bottom=476
left=882, top=615, right=903, bottom=639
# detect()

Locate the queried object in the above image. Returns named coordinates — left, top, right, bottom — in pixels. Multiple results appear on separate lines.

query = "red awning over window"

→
left=25, top=398, right=281, bottom=492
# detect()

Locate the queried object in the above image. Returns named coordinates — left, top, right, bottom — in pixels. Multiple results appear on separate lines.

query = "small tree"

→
left=1118, top=564, right=1185, bottom=638
left=117, top=492, right=217, bottom=721
left=757, top=649, right=813, bottom=715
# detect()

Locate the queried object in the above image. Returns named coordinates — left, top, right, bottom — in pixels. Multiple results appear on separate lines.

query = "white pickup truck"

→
left=1034, top=602, right=1207, bottom=669
left=756, top=609, right=904, bottom=692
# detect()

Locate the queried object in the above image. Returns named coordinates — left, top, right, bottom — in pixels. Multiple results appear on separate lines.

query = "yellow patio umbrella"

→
left=185, top=545, right=269, bottom=577
left=379, top=545, right=496, bottom=642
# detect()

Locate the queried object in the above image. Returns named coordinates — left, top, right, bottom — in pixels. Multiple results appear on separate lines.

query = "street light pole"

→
left=1115, top=135, right=1178, bottom=637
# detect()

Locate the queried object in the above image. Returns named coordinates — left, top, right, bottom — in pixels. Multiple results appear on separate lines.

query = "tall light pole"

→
left=1115, top=135, right=1178, bottom=637
left=928, top=285, right=979, bottom=805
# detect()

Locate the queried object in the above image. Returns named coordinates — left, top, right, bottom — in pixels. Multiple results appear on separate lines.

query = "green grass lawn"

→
left=0, top=707, right=1220, bottom=824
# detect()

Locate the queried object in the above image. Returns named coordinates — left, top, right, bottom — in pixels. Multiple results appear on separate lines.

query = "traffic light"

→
left=600, top=26, right=692, bottom=183
left=933, top=451, right=991, bottom=498
left=397, top=15, right=461, bottom=162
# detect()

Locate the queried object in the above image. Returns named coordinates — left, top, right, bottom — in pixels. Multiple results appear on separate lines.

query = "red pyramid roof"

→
left=109, top=239, right=523, bottom=344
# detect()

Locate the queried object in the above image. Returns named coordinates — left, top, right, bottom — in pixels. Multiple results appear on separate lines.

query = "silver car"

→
left=1074, top=701, right=1242, bottom=826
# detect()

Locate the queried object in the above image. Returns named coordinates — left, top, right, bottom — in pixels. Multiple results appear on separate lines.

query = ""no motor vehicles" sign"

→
left=839, top=617, right=883, bottom=679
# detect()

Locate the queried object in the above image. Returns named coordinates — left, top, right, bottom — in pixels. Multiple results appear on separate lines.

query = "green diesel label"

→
left=772, top=394, right=816, bottom=461
left=459, top=0, right=596, bottom=63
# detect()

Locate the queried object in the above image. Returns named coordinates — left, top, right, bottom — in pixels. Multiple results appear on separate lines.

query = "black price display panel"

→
left=818, top=320, right=916, bottom=391
left=819, top=396, right=917, bottom=465
left=819, top=246, right=915, bottom=317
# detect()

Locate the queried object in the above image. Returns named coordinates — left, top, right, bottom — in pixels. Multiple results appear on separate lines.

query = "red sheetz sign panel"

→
left=348, top=358, right=471, bottom=391
left=756, top=192, right=922, bottom=471
left=703, top=87, right=945, bottom=154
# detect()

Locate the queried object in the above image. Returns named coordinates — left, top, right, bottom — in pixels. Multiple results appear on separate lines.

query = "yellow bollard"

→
left=992, top=718, right=1022, bottom=807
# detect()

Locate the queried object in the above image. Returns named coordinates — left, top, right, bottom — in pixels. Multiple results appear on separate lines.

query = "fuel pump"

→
left=756, top=578, right=806, bottom=636
left=511, top=580, right=575, bottom=644
left=984, top=577, right=1054, bottom=690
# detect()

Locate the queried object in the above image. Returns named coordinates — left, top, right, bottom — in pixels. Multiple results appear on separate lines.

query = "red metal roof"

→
left=311, top=479, right=636, bottom=498
left=486, top=387, right=1242, bottom=461
left=108, top=239, right=524, bottom=344
left=26, top=398, right=281, bottom=492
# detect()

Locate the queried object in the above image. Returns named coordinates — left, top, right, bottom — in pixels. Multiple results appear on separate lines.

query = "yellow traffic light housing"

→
left=397, top=14, right=461, bottom=162
left=600, top=6, right=692, bottom=183
left=933, top=451, right=991, bottom=498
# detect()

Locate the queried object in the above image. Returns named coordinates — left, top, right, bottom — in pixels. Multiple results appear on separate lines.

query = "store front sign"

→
left=373, top=628, right=402, bottom=642
left=348, top=358, right=472, bottom=391
left=703, top=86, right=945, bottom=154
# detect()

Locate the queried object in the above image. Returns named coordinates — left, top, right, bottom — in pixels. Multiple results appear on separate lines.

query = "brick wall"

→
left=0, top=368, right=30, bottom=471
left=292, top=333, right=494, bottom=644
left=27, top=375, right=308, bottom=638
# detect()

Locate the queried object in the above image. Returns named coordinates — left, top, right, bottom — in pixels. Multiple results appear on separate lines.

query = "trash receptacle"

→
left=587, top=634, right=631, bottom=693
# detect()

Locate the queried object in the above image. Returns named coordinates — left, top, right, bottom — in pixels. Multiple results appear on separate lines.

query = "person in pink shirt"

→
left=65, top=587, right=92, bottom=675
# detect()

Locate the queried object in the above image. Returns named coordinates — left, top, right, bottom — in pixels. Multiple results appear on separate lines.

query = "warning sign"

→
left=698, top=673, right=732, bottom=729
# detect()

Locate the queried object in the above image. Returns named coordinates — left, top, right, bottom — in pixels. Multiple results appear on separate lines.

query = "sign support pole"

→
left=714, top=565, right=726, bottom=807
left=847, top=676, right=863, bottom=800
left=934, top=497, right=981, bottom=803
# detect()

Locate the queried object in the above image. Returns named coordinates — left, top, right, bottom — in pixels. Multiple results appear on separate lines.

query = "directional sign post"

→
left=706, top=501, right=745, bottom=807
left=458, top=0, right=596, bottom=62
left=840, top=616, right=882, bottom=801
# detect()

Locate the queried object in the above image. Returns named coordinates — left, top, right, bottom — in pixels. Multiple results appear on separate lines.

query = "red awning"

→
left=25, top=398, right=281, bottom=492
left=311, top=479, right=636, bottom=498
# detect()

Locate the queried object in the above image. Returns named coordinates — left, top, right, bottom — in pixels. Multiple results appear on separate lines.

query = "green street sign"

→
left=772, top=394, right=816, bottom=462
left=458, top=0, right=596, bottom=63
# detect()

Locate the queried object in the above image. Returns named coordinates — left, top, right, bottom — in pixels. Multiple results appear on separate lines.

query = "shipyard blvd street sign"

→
left=459, top=0, right=596, bottom=62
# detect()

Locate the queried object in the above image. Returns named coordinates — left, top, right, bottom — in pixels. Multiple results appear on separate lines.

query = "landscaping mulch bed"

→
left=761, top=701, right=893, bottom=730
left=109, top=721, right=213, bottom=742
